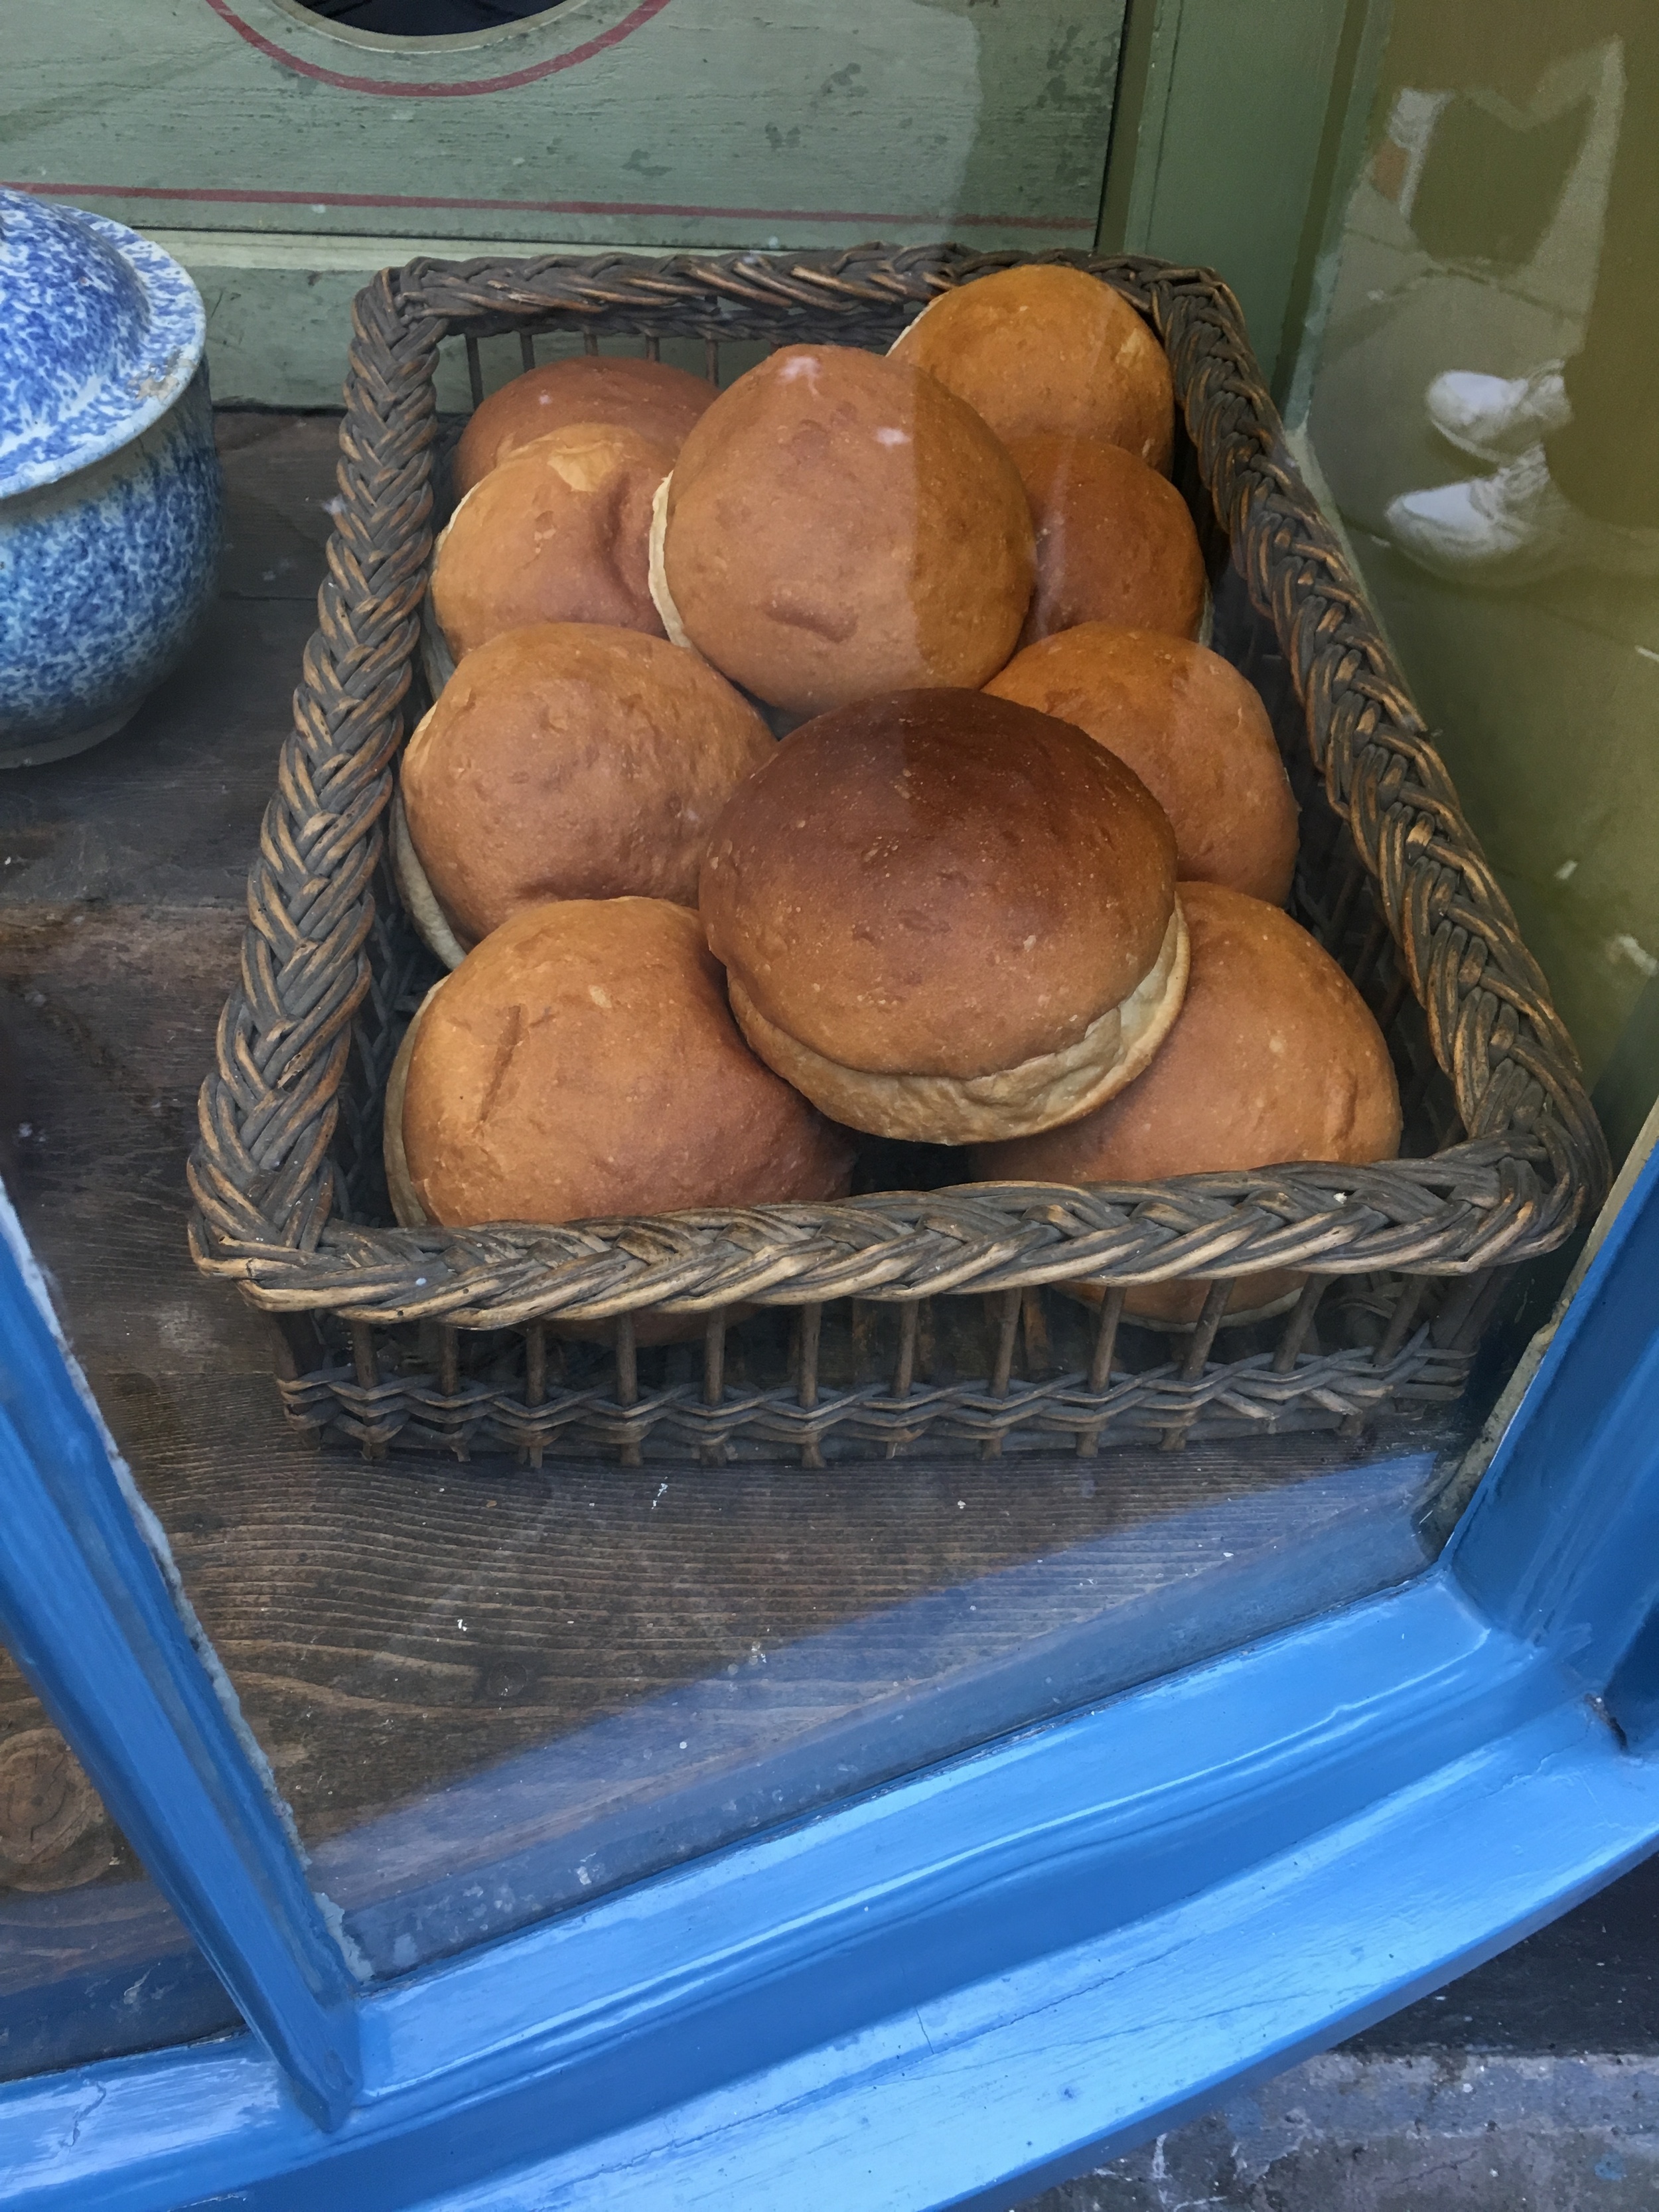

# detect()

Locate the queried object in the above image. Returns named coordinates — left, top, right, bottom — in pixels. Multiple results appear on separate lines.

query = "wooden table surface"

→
left=0, top=414, right=1465, bottom=1961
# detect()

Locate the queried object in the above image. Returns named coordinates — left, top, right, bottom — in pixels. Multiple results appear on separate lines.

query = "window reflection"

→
left=1306, top=3, right=1659, bottom=1100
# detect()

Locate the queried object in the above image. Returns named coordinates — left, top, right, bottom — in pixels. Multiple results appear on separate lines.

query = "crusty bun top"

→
left=399, top=898, right=853, bottom=1228
left=453, top=355, right=714, bottom=496
left=972, top=881, right=1401, bottom=1185
left=660, top=344, right=1035, bottom=716
left=700, top=688, right=1178, bottom=1080
left=891, top=266, right=1175, bottom=475
left=1006, top=435, right=1205, bottom=646
left=987, top=625, right=1299, bottom=906
left=401, top=623, right=774, bottom=946
left=431, top=422, right=674, bottom=659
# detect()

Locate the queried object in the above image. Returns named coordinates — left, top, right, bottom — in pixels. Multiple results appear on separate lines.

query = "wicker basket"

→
left=187, top=245, right=1607, bottom=1466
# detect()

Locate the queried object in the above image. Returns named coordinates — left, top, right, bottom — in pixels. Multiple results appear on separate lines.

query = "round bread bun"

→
left=987, top=625, right=1299, bottom=905
left=1005, top=435, right=1205, bottom=646
left=399, top=623, right=774, bottom=950
left=453, top=354, right=714, bottom=496
left=656, top=344, right=1035, bottom=716
left=431, top=423, right=675, bottom=659
left=392, top=898, right=854, bottom=1239
left=700, top=689, right=1189, bottom=1143
left=970, top=882, right=1401, bottom=1324
left=890, top=266, right=1175, bottom=475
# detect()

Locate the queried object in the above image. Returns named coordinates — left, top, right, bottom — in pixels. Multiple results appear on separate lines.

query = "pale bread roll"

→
left=659, top=345, right=1035, bottom=716
left=891, top=265, right=1175, bottom=473
left=987, top=625, right=1299, bottom=906
left=399, top=623, right=774, bottom=948
left=394, top=898, right=855, bottom=1233
left=453, top=354, right=713, bottom=496
left=431, top=423, right=674, bottom=659
left=972, top=883, right=1402, bottom=1324
left=1005, top=434, right=1205, bottom=646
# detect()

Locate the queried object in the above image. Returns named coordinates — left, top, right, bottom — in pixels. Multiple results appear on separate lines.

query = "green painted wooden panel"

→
left=6, top=0, right=1125, bottom=252
left=167, top=228, right=758, bottom=408
left=1098, top=0, right=1360, bottom=382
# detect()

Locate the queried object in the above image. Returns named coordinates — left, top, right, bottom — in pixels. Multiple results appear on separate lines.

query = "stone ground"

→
left=1015, top=1851, right=1659, bottom=2209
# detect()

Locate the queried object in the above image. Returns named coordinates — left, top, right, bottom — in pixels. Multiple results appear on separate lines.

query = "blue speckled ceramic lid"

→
left=0, top=190, right=206, bottom=500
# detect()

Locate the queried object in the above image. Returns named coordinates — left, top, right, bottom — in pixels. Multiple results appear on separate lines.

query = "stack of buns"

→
left=390, top=278, right=1402, bottom=1341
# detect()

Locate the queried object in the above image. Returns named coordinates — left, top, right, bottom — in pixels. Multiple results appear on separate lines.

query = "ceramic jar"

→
left=0, top=190, right=224, bottom=770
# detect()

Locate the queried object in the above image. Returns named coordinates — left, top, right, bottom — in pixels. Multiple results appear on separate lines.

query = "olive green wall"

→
left=1097, top=0, right=1377, bottom=392
left=1289, top=1, right=1659, bottom=1129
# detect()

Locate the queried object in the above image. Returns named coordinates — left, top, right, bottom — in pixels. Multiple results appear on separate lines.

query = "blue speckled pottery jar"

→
left=0, top=190, right=224, bottom=769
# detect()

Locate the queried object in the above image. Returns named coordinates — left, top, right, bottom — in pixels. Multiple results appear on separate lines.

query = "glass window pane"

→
left=9, top=0, right=1650, bottom=1997
left=8, top=401, right=1469, bottom=1984
left=1292, top=0, right=1659, bottom=1170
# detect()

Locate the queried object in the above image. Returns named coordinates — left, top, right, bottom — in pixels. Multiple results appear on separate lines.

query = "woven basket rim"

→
left=186, top=242, right=1608, bottom=1331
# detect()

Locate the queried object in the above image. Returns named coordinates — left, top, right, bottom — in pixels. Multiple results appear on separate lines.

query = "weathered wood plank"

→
left=7, top=0, right=1125, bottom=250
left=169, top=236, right=770, bottom=412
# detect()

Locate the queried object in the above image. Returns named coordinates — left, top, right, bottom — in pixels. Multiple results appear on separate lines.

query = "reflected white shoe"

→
left=1425, top=363, right=1569, bottom=461
left=1384, top=447, right=1659, bottom=585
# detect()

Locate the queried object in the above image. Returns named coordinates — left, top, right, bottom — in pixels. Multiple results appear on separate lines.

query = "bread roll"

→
left=431, top=423, right=674, bottom=659
left=1006, top=435, right=1205, bottom=645
left=656, top=344, right=1035, bottom=715
left=453, top=354, right=713, bottom=496
left=972, top=882, right=1401, bottom=1323
left=891, top=265, right=1175, bottom=474
left=700, top=689, right=1189, bottom=1143
left=392, top=898, right=854, bottom=1234
left=400, top=624, right=774, bottom=948
left=987, top=625, right=1298, bottom=905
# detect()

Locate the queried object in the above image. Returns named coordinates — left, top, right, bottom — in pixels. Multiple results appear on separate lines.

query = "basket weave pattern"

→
left=186, top=246, right=1607, bottom=1462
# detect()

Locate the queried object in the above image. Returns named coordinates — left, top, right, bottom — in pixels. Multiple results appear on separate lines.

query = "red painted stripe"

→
left=5, top=181, right=1091, bottom=232
left=200, top=0, right=677, bottom=97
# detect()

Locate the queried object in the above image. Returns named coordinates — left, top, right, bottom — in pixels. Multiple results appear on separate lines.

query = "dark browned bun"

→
left=453, top=355, right=714, bottom=496
left=394, top=899, right=855, bottom=1238
left=658, top=345, right=1035, bottom=716
left=400, top=624, right=774, bottom=948
left=987, top=625, right=1299, bottom=905
left=891, top=265, right=1175, bottom=474
left=1005, top=435, right=1205, bottom=646
left=700, top=689, right=1188, bottom=1143
left=971, top=882, right=1402, bottom=1323
left=431, top=423, right=675, bottom=659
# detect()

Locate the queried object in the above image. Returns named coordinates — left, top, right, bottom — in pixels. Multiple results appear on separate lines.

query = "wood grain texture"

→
left=7, top=0, right=1124, bottom=249
left=86, top=1378, right=1452, bottom=1853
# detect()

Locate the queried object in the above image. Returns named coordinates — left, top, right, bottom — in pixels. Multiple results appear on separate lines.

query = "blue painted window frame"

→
left=1, top=1138, right=1658, bottom=2211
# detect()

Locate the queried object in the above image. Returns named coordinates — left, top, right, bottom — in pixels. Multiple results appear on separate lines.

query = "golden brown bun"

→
left=700, top=689, right=1188, bottom=1142
left=1005, top=435, right=1205, bottom=646
left=400, top=624, right=774, bottom=947
left=987, top=625, right=1299, bottom=906
left=972, top=882, right=1402, bottom=1322
left=660, top=345, right=1035, bottom=715
left=396, top=899, right=855, bottom=1234
left=891, top=266, right=1175, bottom=474
left=431, top=423, right=675, bottom=659
left=453, top=356, right=714, bottom=496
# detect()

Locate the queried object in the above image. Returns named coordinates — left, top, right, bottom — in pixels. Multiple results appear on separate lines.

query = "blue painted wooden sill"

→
left=0, top=1140, right=1656, bottom=2209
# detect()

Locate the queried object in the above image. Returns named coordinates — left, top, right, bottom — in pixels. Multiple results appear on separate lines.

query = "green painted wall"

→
left=1099, top=0, right=1364, bottom=387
